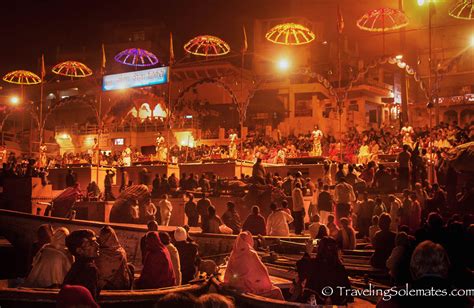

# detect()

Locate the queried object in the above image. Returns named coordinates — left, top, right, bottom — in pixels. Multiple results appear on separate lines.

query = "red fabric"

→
left=57, top=284, right=99, bottom=308
left=137, top=232, right=175, bottom=289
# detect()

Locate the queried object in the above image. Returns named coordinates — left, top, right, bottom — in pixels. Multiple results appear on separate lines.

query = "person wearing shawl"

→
left=224, top=231, right=283, bottom=300
left=174, top=227, right=200, bottom=284
left=57, top=284, right=99, bottom=308
left=137, top=231, right=176, bottom=289
left=295, top=237, right=353, bottom=305
left=24, top=227, right=73, bottom=288
left=159, top=232, right=182, bottom=285
left=96, top=226, right=132, bottom=290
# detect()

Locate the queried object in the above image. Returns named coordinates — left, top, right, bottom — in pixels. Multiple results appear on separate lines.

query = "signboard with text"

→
left=102, top=66, right=169, bottom=91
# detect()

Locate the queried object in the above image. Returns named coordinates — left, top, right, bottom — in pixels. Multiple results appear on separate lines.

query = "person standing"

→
left=291, top=182, right=305, bottom=235
left=197, top=193, right=211, bottom=228
left=119, top=168, right=129, bottom=193
left=334, top=177, right=356, bottom=225
left=317, top=184, right=333, bottom=225
left=104, top=170, right=115, bottom=201
left=159, top=194, right=173, bottom=226
left=397, top=145, right=411, bottom=190
left=66, top=169, right=76, bottom=188
left=266, top=203, right=294, bottom=236
left=184, top=193, right=199, bottom=227
left=252, top=158, right=266, bottom=185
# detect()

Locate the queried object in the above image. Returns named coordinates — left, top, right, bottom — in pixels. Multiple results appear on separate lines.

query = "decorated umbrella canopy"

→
left=114, top=48, right=159, bottom=67
left=449, top=0, right=474, bottom=20
left=265, top=23, right=315, bottom=45
left=3, top=70, right=42, bottom=85
left=184, top=35, right=230, bottom=57
left=357, top=7, right=409, bottom=55
left=52, top=61, right=93, bottom=78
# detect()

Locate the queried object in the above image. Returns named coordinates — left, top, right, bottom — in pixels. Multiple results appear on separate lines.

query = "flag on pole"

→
left=41, top=54, right=46, bottom=80
left=169, top=32, right=175, bottom=65
left=337, top=5, right=344, bottom=34
left=242, top=26, right=248, bottom=53
left=101, top=44, right=106, bottom=74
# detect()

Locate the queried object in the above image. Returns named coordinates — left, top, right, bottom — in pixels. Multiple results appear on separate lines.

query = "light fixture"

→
left=417, top=0, right=425, bottom=6
left=395, top=54, right=403, bottom=60
left=9, top=96, right=19, bottom=105
left=277, top=58, right=290, bottom=71
left=265, top=23, right=315, bottom=45
left=470, top=35, right=474, bottom=47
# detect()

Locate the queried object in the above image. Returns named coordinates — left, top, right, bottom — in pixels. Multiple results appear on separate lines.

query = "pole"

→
left=96, top=92, right=101, bottom=185
left=166, top=65, right=172, bottom=169
left=337, top=25, right=343, bottom=162
left=239, top=48, right=245, bottom=175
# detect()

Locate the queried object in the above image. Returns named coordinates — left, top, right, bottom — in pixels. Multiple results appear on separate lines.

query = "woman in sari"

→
left=96, top=226, right=132, bottom=290
left=137, top=231, right=175, bottom=289
left=224, top=231, right=283, bottom=300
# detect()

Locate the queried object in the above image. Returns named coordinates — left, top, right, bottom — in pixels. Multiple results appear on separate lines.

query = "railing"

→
left=55, top=121, right=167, bottom=135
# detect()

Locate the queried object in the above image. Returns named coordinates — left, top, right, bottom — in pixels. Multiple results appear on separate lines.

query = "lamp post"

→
left=0, top=95, right=21, bottom=146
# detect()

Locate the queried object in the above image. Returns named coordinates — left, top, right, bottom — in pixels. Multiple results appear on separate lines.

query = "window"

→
left=114, top=138, right=124, bottom=146
left=295, top=93, right=313, bottom=117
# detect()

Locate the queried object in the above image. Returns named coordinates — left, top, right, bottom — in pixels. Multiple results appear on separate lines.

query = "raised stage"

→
left=179, top=159, right=254, bottom=179
left=117, top=163, right=180, bottom=186
left=48, top=166, right=115, bottom=191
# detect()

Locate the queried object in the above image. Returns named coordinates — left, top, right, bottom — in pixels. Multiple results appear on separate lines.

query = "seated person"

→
left=96, top=226, right=132, bottom=290
left=295, top=237, right=353, bottom=305
left=63, top=229, right=100, bottom=299
left=224, top=231, right=283, bottom=300
left=137, top=231, right=176, bottom=289
left=25, top=227, right=73, bottom=288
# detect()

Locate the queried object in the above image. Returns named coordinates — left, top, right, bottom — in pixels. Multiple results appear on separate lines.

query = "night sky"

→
left=0, top=0, right=289, bottom=74
left=0, top=0, right=472, bottom=76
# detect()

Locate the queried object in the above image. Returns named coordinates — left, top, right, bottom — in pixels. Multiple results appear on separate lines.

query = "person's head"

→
left=270, top=202, right=278, bottom=212
left=174, top=227, right=187, bottom=242
left=348, top=165, right=354, bottom=173
left=162, top=194, right=168, bottom=200
left=410, top=240, right=450, bottom=280
left=36, top=224, right=53, bottom=244
left=156, top=292, right=197, bottom=308
left=337, top=176, right=346, bottom=183
left=295, top=182, right=301, bottom=189
left=256, top=157, right=262, bottom=164
left=338, top=163, right=344, bottom=171
left=68, top=169, right=73, bottom=174
left=328, top=214, right=335, bottom=224
left=403, top=189, right=410, bottom=198
left=197, top=293, right=235, bottom=308
left=281, top=199, right=288, bottom=209
left=315, top=236, right=341, bottom=266
left=388, top=194, right=396, bottom=202
left=372, top=215, right=379, bottom=226
left=432, top=183, right=440, bottom=191
left=158, top=231, right=171, bottom=245
left=396, top=231, right=410, bottom=247
left=427, top=212, right=443, bottom=230
left=226, top=201, right=235, bottom=211
left=57, top=285, right=99, bottom=308
left=208, top=205, right=216, bottom=217
left=187, top=193, right=194, bottom=201
left=312, top=214, right=320, bottom=223
left=51, top=227, right=70, bottom=250
left=378, top=213, right=392, bottom=231
left=415, top=182, right=422, bottom=190
left=65, top=229, right=99, bottom=258
left=323, top=184, right=329, bottom=191
left=251, top=205, right=260, bottom=215
left=340, top=217, right=350, bottom=228
left=403, top=144, right=409, bottom=151
left=375, top=197, right=382, bottom=205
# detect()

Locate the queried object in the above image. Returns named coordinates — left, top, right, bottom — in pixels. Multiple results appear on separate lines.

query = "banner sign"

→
left=103, top=66, right=169, bottom=91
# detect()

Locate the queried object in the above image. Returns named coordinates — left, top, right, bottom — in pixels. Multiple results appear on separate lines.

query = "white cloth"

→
left=159, top=199, right=173, bottom=226
left=266, top=211, right=294, bottom=236
left=334, top=182, right=356, bottom=204
left=166, top=243, right=182, bottom=285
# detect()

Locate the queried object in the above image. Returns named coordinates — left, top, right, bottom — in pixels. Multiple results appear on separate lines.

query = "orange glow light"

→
left=184, top=35, right=230, bottom=57
left=265, top=23, right=315, bottom=45
left=3, top=70, right=42, bottom=85
left=52, top=61, right=93, bottom=78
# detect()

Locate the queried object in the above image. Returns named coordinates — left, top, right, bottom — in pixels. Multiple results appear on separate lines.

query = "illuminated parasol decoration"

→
left=52, top=61, right=93, bottom=78
left=2, top=70, right=42, bottom=85
left=449, top=0, right=473, bottom=20
left=357, top=8, right=408, bottom=55
left=357, top=8, right=408, bottom=32
left=184, top=35, right=230, bottom=57
left=114, top=48, right=159, bottom=67
left=265, top=23, right=316, bottom=45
